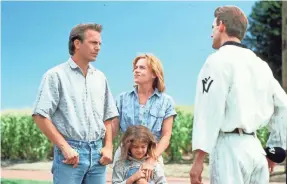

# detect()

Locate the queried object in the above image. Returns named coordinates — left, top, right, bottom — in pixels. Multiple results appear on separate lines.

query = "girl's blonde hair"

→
left=120, top=125, right=157, bottom=160
left=133, top=54, right=165, bottom=92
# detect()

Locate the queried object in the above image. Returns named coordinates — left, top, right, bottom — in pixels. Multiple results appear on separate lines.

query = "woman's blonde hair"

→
left=133, top=53, right=165, bottom=92
left=120, top=125, right=157, bottom=160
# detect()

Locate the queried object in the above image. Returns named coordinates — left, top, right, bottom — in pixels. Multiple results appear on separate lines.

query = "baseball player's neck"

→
left=220, top=35, right=241, bottom=47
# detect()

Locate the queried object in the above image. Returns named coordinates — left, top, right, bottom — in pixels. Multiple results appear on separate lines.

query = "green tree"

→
left=244, top=1, right=286, bottom=175
left=243, top=1, right=282, bottom=84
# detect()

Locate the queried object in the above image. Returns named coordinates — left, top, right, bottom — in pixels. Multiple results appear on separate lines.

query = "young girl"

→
left=112, top=125, right=167, bottom=184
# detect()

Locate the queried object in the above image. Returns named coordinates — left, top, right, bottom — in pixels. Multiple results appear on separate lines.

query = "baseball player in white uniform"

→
left=189, top=6, right=287, bottom=184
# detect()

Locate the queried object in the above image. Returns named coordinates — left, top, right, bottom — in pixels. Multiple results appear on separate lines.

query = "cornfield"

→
left=1, top=109, right=269, bottom=162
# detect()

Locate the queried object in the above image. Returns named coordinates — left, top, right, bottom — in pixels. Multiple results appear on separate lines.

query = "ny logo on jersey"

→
left=202, top=76, right=214, bottom=94
left=269, top=147, right=275, bottom=154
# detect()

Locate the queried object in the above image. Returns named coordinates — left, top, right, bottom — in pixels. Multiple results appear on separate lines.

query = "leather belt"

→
left=224, top=128, right=255, bottom=136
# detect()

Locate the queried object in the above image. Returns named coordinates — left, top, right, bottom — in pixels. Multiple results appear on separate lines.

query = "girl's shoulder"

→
left=114, top=159, right=130, bottom=168
left=115, top=158, right=144, bottom=170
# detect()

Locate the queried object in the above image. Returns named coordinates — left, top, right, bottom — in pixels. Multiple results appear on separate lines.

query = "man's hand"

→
left=141, top=157, right=156, bottom=182
left=33, top=115, right=80, bottom=168
left=267, top=157, right=276, bottom=174
left=99, top=146, right=113, bottom=165
left=61, top=145, right=79, bottom=168
left=190, top=150, right=206, bottom=184
left=189, top=162, right=203, bottom=184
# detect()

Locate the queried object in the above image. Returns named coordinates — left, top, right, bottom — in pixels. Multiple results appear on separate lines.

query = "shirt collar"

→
left=130, top=86, right=161, bottom=97
left=68, top=58, right=78, bottom=69
left=221, top=41, right=247, bottom=49
left=68, top=57, right=96, bottom=71
left=127, top=155, right=147, bottom=162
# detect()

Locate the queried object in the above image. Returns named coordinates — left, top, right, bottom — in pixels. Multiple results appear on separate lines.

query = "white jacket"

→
left=192, top=43, right=287, bottom=154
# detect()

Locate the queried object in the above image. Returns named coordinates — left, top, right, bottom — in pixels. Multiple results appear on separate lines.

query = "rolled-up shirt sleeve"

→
left=192, top=55, right=231, bottom=154
left=103, top=78, right=119, bottom=121
left=32, top=71, right=60, bottom=121
left=266, top=78, right=287, bottom=150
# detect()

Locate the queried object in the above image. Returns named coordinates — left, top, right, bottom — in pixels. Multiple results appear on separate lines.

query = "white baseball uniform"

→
left=192, top=42, right=287, bottom=184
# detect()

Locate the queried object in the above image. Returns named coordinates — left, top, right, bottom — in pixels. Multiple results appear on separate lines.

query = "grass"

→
left=1, top=179, right=52, bottom=184
left=1, top=108, right=32, bottom=115
left=176, top=105, right=194, bottom=114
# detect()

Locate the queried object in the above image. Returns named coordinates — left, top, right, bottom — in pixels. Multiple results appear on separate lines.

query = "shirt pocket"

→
left=149, top=107, right=165, bottom=132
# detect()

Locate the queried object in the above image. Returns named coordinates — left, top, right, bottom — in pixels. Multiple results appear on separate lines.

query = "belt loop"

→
left=238, top=128, right=243, bottom=136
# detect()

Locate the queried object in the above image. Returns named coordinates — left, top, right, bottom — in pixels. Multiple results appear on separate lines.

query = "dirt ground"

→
left=2, top=160, right=286, bottom=183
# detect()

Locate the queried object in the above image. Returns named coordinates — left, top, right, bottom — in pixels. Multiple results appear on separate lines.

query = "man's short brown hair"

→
left=68, top=23, right=102, bottom=55
left=214, top=6, right=248, bottom=40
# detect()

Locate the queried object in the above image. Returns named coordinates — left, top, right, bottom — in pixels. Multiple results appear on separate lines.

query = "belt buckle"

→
left=238, top=128, right=243, bottom=136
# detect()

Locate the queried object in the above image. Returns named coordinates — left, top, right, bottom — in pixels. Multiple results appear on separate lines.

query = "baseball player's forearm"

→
left=193, top=149, right=207, bottom=164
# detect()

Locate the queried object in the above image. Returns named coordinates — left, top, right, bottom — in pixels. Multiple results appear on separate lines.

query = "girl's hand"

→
left=136, top=178, right=149, bottom=184
left=133, top=165, right=146, bottom=181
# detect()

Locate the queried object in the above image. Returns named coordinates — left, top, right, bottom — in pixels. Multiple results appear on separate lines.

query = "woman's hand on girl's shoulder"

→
left=141, top=158, right=157, bottom=182
left=146, top=156, right=158, bottom=166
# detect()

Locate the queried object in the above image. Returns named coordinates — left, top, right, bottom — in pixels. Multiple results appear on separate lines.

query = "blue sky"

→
left=1, top=1, right=256, bottom=110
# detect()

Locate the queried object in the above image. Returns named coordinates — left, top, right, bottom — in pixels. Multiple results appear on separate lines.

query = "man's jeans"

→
left=52, top=139, right=106, bottom=184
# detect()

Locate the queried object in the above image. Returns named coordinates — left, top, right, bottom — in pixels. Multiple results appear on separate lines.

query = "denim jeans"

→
left=52, top=139, right=106, bottom=184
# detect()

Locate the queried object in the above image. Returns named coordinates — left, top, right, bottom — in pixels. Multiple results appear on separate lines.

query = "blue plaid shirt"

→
left=116, top=88, right=177, bottom=141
